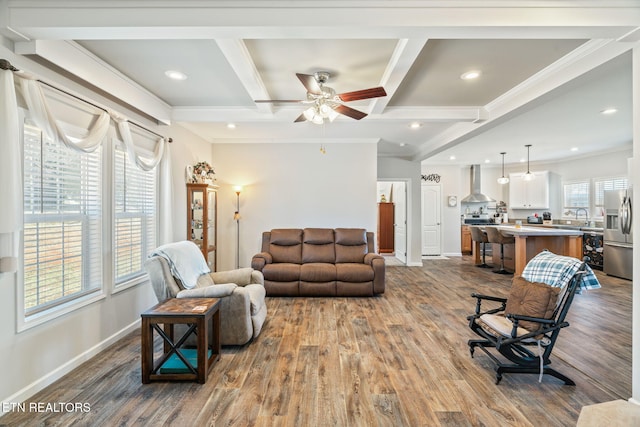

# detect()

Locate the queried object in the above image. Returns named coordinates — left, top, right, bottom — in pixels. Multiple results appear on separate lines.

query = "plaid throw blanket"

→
left=521, top=250, right=601, bottom=290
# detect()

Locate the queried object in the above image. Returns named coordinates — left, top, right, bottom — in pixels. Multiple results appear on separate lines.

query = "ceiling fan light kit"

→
left=256, top=71, right=386, bottom=124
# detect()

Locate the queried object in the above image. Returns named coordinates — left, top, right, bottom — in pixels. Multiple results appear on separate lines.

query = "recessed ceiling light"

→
left=571, top=147, right=579, bottom=152
left=519, top=158, right=526, bottom=163
left=164, top=70, right=187, bottom=81
left=399, top=143, right=406, bottom=147
left=227, top=123, right=236, bottom=129
left=484, top=159, right=490, bottom=163
left=409, top=122, right=421, bottom=129
left=449, top=155, right=456, bottom=160
left=460, top=70, right=481, bottom=80
left=601, top=108, right=617, bottom=115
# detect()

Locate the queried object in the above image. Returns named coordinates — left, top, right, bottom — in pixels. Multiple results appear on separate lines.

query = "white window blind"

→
left=23, top=122, right=103, bottom=315
left=114, top=141, right=157, bottom=285
left=594, top=177, right=628, bottom=207
left=563, top=181, right=589, bottom=214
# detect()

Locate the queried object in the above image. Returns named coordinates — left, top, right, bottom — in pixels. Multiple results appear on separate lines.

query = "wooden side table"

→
left=141, top=298, right=221, bottom=384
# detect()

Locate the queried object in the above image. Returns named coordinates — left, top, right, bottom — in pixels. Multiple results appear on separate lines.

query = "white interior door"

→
left=393, top=182, right=407, bottom=263
left=422, top=184, right=442, bottom=256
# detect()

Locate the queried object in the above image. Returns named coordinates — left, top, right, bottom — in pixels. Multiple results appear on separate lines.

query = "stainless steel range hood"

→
left=461, top=164, right=495, bottom=203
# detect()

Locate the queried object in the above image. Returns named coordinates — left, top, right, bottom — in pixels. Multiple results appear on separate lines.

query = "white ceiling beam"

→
left=369, top=38, right=428, bottom=115
left=14, top=39, right=173, bottom=124
left=215, top=39, right=273, bottom=115
left=172, top=105, right=486, bottom=123
left=5, top=2, right=640, bottom=41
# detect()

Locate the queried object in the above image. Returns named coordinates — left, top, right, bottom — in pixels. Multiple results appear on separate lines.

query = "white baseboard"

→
left=629, top=397, right=640, bottom=406
left=2, top=319, right=140, bottom=411
left=407, top=261, right=423, bottom=267
left=443, top=252, right=462, bottom=257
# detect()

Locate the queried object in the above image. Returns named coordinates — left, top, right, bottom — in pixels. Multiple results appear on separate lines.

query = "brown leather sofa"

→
left=251, top=228, right=385, bottom=296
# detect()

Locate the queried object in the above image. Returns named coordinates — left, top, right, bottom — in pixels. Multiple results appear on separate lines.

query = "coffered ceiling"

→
left=2, top=1, right=638, bottom=166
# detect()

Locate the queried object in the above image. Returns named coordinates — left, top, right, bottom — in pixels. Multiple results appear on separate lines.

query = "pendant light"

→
left=497, top=152, right=509, bottom=184
left=523, top=144, right=535, bottom=181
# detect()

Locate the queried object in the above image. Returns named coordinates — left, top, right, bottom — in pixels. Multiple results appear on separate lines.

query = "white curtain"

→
left=116, top=120, right=165, bottom=171
left=115, top=118, right=173, bottom=244
left=3, top=72, right=173, bottom=268
left=158, top=141, right=174, bottom=245
left=18, top=78, right=110, bottom=153
left=0, top=69, right=21, bottom=273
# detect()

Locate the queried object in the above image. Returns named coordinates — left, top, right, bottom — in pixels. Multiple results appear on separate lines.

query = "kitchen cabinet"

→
left=461, top=225, right=472, bottom=254
left=186, top=183, right=217, bottom=271
left=509, top=171, right=549, bottom=209
left=378, top=202, right=394, bottom=253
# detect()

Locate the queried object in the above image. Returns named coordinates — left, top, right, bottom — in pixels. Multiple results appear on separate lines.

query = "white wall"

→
left=212, top=142, right=378, bottom=271
left=377, top=157, right=422, bottom=265
left=159, top=123, right=215, bottom=243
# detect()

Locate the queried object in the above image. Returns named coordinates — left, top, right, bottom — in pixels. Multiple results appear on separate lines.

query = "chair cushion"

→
left=504, top=276, right=561, bottom=331
left=478, top=313, right=532, bottom=339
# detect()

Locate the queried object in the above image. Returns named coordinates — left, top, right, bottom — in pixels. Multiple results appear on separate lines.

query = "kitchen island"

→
left=472, top=225, right=584, bottom=276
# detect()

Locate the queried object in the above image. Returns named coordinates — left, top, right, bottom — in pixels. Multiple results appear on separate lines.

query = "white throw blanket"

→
left=150, top=241, right=210, bottom=289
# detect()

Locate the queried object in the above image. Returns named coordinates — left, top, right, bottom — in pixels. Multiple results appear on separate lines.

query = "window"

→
left=563, top=181, right=589, bottom=217
left=114, top=141, right=157, bottom=287
left=22, top=122, right=103, bottom=315
left=594, top=177, right=628, bottom=209
left=562, top=176, right=629, bottom=219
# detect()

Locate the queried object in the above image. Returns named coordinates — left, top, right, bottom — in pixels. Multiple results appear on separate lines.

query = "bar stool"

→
left=469, top=226, right=491, bottom=268
left=485, top=226, right=515, bottom=275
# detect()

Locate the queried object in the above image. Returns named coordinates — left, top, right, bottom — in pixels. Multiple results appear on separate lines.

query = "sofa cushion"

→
left=300, top=263, right=337, bottom=282
left=335, top=228, right=368, bottom=263
left=504, top=276, right=561, bottom=331
left=303, top=228, right=335, bottom=244
left=263, top=263, right=301, bottom=281
left=302, top=228, right=336, bottom=263
left=335, top=228, right=367, bottom=245
left=336, top=263, right=374, bottom=282
left=269, top=229, right=303, bottom=264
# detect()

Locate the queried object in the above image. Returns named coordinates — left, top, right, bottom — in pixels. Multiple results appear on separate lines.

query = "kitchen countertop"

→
left=514, top=223, right=604, bottom=233
left=496, top=225, right=584, bottom=236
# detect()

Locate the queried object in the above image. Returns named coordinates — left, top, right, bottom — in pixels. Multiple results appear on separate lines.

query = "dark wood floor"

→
left=1, top=256, right=631, bottom=426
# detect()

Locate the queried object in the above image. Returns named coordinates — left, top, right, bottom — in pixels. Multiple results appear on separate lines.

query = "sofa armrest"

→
left=251, top=252, right=273, bottom=271
left=368, top=255, right=386, bottom=295
left=176, top=283, right=237, bottom=298
left=364, top=252, right=383, bottom=265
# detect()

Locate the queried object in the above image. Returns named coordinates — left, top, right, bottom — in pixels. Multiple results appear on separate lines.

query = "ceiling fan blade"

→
left=254, top=99, right=304, bottom=103
left=294, top=112, right=308, bottom=123
left=333, top=104, right=367, bottom=120
left=296, top=73, right=322, bottom=95
left=338, top=87, right=387, bottom=102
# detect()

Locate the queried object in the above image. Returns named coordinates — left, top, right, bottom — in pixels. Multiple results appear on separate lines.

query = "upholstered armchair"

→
left=144, top=243, right=267, bottom=346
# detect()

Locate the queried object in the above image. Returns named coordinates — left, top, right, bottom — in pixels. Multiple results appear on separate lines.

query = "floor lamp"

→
left=233, top=186, right=242, bottom=268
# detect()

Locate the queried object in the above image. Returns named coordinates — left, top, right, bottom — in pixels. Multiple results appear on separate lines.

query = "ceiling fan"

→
left=254, top=72, right=387, bottom=124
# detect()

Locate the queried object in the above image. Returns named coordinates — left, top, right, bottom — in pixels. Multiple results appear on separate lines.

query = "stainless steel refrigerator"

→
left=603, top=188, right=633, bottom=280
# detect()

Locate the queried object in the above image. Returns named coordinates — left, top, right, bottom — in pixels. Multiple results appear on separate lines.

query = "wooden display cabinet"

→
left=186, top=183, right=218, bottom=271
left=378, top=202, right=395, bottom=254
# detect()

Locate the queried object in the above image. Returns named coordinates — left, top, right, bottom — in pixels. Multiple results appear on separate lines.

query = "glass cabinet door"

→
left=186, top=183, right=217, bottom=271
left=206, top=188, right=217, bottom=269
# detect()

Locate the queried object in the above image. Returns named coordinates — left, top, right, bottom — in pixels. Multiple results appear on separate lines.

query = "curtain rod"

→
left=0, top=58, right=172, bottom=143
